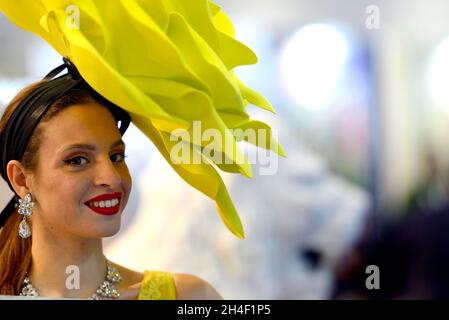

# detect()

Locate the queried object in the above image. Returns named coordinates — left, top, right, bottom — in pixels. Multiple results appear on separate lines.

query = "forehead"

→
left=39, top=102, right=122, bottom=153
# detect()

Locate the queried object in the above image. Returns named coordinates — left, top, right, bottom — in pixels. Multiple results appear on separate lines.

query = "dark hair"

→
left=0, top=79, right=122, bottom=295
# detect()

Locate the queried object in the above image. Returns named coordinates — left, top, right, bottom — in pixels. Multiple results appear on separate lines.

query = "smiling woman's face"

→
left=28, top=101, right=132, bottom=239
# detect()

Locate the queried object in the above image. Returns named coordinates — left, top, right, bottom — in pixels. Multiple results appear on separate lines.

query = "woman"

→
left=0, top=60, right=222, bottom=299
left=0, top=0, right=284, bottom=300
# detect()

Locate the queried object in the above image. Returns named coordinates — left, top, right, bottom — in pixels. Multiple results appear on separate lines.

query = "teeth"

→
left=88, top=198, right=119, bottom=208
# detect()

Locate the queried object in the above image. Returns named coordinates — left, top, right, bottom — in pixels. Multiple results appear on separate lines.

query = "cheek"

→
left=38, top=174, right=89, bottom=215
left=121, top=167, right=132, bottom=202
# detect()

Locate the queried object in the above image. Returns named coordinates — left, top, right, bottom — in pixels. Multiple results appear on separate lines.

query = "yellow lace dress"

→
left=137, top=271, right=177, bottom=300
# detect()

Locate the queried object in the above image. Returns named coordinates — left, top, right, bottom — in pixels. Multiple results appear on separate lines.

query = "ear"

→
left=6, top=160, right=33, bottom=198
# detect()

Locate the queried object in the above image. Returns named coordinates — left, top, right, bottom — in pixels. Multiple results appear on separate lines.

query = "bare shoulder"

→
left=173, top=273, right=223, bottom=300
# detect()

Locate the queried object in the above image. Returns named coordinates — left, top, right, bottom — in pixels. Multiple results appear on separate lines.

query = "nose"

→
left=95, top=157, right=122, bottom=188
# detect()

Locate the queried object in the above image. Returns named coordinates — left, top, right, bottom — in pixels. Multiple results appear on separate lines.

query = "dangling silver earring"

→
left=17, top=192, right=34, bottom=238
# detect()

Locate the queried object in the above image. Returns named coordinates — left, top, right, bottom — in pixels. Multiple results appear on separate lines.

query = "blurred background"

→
left=2, top=0, right=449, bottom=299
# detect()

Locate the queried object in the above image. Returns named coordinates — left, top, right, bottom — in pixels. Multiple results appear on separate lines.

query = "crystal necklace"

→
left=19, top=259, right=123, bottom=300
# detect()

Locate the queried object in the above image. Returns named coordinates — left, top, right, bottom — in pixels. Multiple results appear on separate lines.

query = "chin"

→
left=100, top=224, right=121, bottom=238
left=89, top=220, right=122, bottom=238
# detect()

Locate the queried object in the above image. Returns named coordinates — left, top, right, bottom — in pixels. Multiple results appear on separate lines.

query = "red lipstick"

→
left=84, top=192, right=122, bottom=216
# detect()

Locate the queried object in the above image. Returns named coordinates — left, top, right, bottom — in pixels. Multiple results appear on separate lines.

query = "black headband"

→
left=0, top=57, right=131, bottom=228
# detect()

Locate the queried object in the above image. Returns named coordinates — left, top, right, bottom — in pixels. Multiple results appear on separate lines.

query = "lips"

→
left=84, top=192, right=122, bottom=216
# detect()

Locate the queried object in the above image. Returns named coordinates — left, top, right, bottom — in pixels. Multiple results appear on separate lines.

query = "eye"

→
left=64, top=156, right=88, bottom=167
left=111, top=152, right=128, bottom=163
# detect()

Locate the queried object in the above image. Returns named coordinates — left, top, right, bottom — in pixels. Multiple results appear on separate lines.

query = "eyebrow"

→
left=61, top=139, right=126, bottom=153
